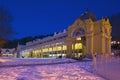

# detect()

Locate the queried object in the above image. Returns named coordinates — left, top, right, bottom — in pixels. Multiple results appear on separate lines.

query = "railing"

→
left=94, top=54, right=120, bottom=80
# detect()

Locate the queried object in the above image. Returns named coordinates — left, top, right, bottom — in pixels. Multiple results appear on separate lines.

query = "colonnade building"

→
left=17, top=11, right=112, bottom=58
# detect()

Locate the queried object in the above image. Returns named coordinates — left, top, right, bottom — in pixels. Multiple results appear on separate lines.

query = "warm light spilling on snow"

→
left=0, top=58, right=105, bottom=80
left=0, top=59, right=7, bottom=62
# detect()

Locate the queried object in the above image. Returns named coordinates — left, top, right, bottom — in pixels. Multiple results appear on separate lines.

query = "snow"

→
left=0, top=58, right=12, bottom=62
left=82, top=58, right=92, bottom=61
left=0, top=58, right=77, bottom=67
left=0, top=58, right=105, bottom=80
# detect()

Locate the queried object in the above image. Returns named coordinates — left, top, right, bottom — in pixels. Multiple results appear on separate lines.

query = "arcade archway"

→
left=70, top=27, right=86, bottom=58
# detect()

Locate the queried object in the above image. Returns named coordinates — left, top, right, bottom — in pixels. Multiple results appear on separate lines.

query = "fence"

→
left=94, top=54, right=120, bottom=80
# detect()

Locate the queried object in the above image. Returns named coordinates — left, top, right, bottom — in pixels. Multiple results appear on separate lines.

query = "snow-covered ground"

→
left=0, top=58, right=105, bottom=80
left=0, top=58, right=77, bottom=67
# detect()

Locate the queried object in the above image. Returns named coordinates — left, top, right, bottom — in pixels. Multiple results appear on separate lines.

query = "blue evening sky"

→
left=0, top=0, right=120, bottom=39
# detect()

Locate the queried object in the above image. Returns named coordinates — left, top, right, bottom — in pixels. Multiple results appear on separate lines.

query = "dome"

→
left=79, top=10, right=96, bottom=21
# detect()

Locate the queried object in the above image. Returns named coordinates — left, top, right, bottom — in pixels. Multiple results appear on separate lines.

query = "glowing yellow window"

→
left=53, top=47, right=57, bottom=51
left=63, top=45, right=67, bottom=50
left=49, top=48, right=52, bottom=52
left=75, top=43, right=82, bottom=50
left=58, top=46, right=62, bottom=51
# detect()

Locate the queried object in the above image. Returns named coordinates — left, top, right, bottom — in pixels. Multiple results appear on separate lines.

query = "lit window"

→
left=63, top=45, right=67, bottom=50
left=49, top=48, right=52, bottom=52
left=58, top=46, right=62, bottom=51
left=75, top=43, right=82, bottom=50
left=53, top=47, right=57, bottom=51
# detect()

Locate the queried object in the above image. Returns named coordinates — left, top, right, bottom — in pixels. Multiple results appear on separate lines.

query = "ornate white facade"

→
left=18, top=29, right=68, bottom=58
left=17, top=11, right=112, bottom=58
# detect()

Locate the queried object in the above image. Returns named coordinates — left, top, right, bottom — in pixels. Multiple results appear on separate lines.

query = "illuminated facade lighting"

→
left=17, top=12, right=112, bottom=58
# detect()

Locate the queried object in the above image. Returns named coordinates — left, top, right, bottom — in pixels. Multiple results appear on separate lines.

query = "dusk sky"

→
left=0, top=0, right=120, bottom=39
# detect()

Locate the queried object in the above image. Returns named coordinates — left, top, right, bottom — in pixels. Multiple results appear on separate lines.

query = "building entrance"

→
left=71, top=36, right=86, bottom=58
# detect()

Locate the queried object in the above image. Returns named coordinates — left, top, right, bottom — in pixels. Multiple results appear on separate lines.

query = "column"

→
left=86, top=33, right=93, bottom=56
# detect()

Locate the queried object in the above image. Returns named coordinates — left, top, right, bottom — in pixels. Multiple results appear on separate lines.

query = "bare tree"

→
left=0, top=6, right=14, bottom=56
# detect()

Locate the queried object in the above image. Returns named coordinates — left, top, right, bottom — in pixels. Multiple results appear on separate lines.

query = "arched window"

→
left=72, top=28, right=85, bottom=38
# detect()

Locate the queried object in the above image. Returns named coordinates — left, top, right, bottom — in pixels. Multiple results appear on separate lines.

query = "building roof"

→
left=78, top=10, right=96, bottom=21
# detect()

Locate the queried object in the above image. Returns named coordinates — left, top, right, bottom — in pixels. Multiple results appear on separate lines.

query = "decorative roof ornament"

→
left=58, top=32, right=62, bottom=34
left=102, top=16, right=108, bottom=21
left=63, top=29, right=66, bottom=33
left=54, top=32, right=57, bottom=36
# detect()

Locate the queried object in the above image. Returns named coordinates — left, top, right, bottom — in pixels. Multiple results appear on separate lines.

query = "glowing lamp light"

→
left=111, top=41, right=114, bottom=44
left=117, top=41, right=120, bottom=44
left=113, top=41, right=116, bottom=44
left=76, top=37, right=81, bottom=40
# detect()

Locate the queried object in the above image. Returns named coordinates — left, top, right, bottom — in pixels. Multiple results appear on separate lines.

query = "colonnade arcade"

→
left=70, top=28, right=86, bottom=58
left=28, top=41, right=85, bottom=58
left=19, top=15, right=112, bottom=58
left=22, top=42, right=67, bottom=58
left=66, top=18, right=112, bottom=57
left=66, top=19, right=87, bottom=58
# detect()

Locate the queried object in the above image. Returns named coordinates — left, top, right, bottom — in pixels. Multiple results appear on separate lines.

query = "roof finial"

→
left=85, top=8, right=89, bottom=13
